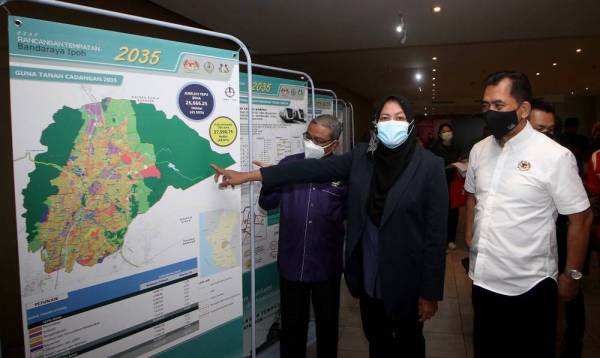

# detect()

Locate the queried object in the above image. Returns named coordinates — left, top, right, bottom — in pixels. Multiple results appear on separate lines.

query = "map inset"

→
left=22, top=98, right=234, bottom=273
left=199, top=209, right=241, bottom=276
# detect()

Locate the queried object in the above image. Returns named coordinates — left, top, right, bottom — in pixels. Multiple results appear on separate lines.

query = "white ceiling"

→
left=151, top=0, right=600, bottom=113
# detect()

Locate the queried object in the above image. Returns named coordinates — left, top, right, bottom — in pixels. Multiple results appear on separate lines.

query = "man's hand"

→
left=558, top=273, right=580, bottom=302
left=211, top=164, right=261, bottom=188
left=465, top=193, right=476, bottom=248
left=418, top=297, right=438, bottom=322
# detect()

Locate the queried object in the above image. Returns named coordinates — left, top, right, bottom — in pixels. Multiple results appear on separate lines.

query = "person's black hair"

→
left=437, top=123, right=454, bottom=137
left=484, top=71, right=532, bottom=104
left=531, top=99, right=555, bottom=115
left=374, top=95, right=415, bottom=122
left=564, top=117, right=579, bottom=129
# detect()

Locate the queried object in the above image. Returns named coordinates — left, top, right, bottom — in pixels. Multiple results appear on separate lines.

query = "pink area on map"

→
left=121, top=153, right=132, bottom=164
left=139, top=165, right=161, bottom=179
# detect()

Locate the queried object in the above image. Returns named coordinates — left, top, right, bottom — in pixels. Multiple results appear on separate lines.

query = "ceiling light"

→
left=396, top=13, right=408, bottom=43
left=536, top=72, right=540, bottom=76
left=576, top=48, right=582, bottom=53
left=433, top=83, right=436, bottom=87
left=415, top=72, right=423, bottom=81
left=432, top=68, right=437, bottom=72
left=419, top=87, right=423, bottom=92
left=433, top=6, right=442, bottom=13
left=424, top=113, right=428, bottom=116
left=586, top=87, right=589, bottom=91
left=570, top=90, right=575, bottom=95
left=552, top=62, right=558, bottom=66
left=432, top=77, right=436, bottom=80
left=432, top=56, right=438, bottom=61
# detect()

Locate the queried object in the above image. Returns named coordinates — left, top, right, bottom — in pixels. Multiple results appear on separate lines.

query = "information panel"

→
left=239, top=73, right=309, bottom=354
left=9, top=17, right=243, bottom=357
left=308, top=94, right=346, bottom=153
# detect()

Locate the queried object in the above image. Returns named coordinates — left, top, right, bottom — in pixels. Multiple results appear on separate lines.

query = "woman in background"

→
left=431, top=123, right=461, bottom=250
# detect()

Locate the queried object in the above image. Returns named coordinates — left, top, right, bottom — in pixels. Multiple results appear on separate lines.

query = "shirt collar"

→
left=503, top=120, right=534, bottom=148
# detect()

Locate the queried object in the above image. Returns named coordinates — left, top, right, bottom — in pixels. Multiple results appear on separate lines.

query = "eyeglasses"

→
left=303, top=132, right=335, bottom=147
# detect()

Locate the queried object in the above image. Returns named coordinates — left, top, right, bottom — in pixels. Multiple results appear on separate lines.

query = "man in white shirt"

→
left=464, top=71, right=592, bottom=358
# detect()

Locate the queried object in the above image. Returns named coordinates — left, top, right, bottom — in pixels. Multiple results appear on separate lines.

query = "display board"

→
left=239, top=73, right=309, bottom=355
left=8, top=16, right=243, bottom=357
left=307, top=94, right=334, bottom=117
left=308, top=94, right=350, bottom=154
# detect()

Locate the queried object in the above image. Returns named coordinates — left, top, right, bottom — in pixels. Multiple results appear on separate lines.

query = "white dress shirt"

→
left=465, top=122, right=589, bottom=295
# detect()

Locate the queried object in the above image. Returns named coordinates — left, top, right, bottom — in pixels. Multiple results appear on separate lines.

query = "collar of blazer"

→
left=378, top=146, right=424, bottom=228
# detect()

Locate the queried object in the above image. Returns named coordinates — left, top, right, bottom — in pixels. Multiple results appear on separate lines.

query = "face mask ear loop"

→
left=407, top=120, right=415, bottom=137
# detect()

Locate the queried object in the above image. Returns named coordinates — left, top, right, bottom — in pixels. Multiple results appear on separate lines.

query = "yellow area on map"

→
left=207, top=211, right=239, bottom=269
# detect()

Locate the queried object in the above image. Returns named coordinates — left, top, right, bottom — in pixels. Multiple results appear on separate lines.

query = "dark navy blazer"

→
left=261, top=143, right=448, bottom=319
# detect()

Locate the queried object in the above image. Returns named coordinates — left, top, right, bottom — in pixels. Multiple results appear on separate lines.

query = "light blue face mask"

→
left=376, top=120, right=413, bottom=149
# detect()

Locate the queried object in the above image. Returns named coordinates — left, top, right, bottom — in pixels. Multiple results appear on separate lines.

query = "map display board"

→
left=239, top=73, right=308, bottom=354
left=307, top=94, right=347, bottom=153
left=9, top=17, right=243, bottom=357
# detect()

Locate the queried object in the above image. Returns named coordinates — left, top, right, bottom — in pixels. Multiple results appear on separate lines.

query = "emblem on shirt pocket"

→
left=518, top=160, right=531, bottom=171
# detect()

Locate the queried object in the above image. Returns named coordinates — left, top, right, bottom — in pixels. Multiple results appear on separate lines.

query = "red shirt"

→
left=585, top=150, right=600, bottom=194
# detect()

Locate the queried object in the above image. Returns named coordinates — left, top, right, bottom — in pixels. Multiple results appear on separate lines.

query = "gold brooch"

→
left=518, top=160, right=531, bottom=171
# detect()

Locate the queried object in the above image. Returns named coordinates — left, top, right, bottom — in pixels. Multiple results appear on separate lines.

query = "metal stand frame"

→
left=239, top=61, right=316, bottom=120
left=312, top=87, right=338, bottom=120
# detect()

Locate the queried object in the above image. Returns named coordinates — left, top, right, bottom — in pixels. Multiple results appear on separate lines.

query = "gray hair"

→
left=311, top=114, right=343, bottom=140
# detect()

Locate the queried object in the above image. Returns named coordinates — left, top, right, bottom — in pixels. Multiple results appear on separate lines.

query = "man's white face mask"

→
left=303, top=139, right=334, bottom=159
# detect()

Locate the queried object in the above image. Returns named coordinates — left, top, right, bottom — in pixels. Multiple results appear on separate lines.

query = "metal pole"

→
left=347, top=102, right=355, bottom=148
left=2, top=1, right=258, bottom=357
left=337, top=99, right=350, bottom=152
left=239, top=61, right=316, bottom=121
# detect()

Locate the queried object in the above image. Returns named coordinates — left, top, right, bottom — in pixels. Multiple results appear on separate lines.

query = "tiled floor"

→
left=307, top=214, right=600, bottom=358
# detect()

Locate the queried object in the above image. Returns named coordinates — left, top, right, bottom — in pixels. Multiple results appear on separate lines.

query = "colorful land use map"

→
left=22, top=98, right=234, bottom=274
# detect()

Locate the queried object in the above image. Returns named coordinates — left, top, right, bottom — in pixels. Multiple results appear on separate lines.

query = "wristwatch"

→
left=566, top=269, right=583, bottom=280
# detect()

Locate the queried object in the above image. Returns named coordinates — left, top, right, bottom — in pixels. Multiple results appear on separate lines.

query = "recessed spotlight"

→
left=570, top=90, right=575, bottom=95
left=415, top=72, right=423, bottom=81
left=432, top=56, right=438, bottom=61
left=396, top=25, right=404, bottom=33
left=433, top=6, right=442, bottom=13
left=576, top=48, right=582, bottom=53
left=552, top=62, right=558, bottom=66
left=586, top=87, right=589, bottom=91
left=432, top=77, right=436, bottom=80
left=433, top=83, right=436, bottom=87
left=424, top=112, right=428, bottom=116
left=432, top=68, right=437, bottom=72
left=536, top=72, right=540, bottom=76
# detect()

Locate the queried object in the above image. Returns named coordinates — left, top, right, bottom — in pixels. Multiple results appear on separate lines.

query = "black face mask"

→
left=484, top=110, right=519, bottom=140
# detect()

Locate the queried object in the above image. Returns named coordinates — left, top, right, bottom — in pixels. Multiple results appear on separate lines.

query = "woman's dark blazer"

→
left=261, top=143, right=448, bottom=319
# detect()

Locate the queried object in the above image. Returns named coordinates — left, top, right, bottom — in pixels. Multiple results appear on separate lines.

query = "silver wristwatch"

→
left=567, top=269, right=583, bottom=280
